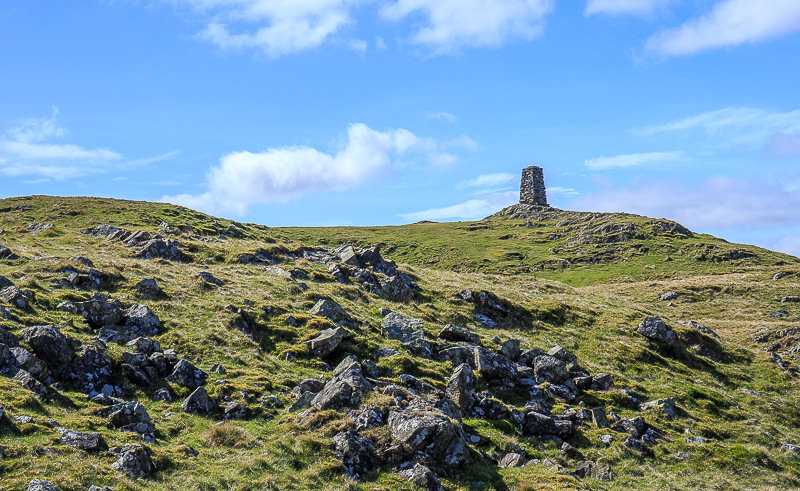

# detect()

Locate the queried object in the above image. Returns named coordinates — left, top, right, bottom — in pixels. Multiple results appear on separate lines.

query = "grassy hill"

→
left=0, top=195, right=799, bottom=490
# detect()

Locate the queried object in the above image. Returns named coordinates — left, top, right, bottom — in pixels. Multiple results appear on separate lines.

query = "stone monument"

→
left=519, top=165, right=548, bottom=206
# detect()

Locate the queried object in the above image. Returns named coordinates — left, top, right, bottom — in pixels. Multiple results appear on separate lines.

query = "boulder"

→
left=308, top=299, right=354, bottom=325
left=399, top=463, right=444, bottom=491
left=0, top=245, right=19, bottom=260
left=378, top=275, right=418, bottom=302
left=72, top=294, right=125, bottom=329
left=65, top=345, right=114, bottom=393
left=446, top=363, right=476, bottom=411
left=591, top=407, right=610, bottom=429
left=522, top=411, right=573, bottom=438
left=332, top=431, right=374, bottom=480
left=0, top=325, right=19, bottom=347
left=167, top=359, right=207, bottom=388
left=437, top=324, right=480, bottom=344
left=135, top=278, right=162, bottom=297
left=312, top=356, right=372, bottom=411
left=107, top=401, right=155, bottom=435
left=381, top=313, right=432, bottom=358
left=127, top=337, right=161, bottom=355
left=10, top=347, right=50, bottom=381
left=388, top=407, right=470, bottom=465
left=575, top=460, right=612, bottom=481
left=27, top=480, right=61, bottom=491
left=111, top=444, right=156, bottom=478
left=501, top=339, right=521, bottom=361
left=591, top=373, right=614, bottom=391
left=1, top=286, right=30, bottom=309
left=0, top=274, right=14, bottom=289
left=533, top=355, right=567, bottom=384
left=473, top=346, right=517, bottom=381
left=197, top=271, right=223, bottom=286
left=782, top=296, right=800, bottom=303
left=637, top=316, right=678, bottom=346
left=224, top=401, right=247, bottom=420
left=21, top=325, right=73, bottom=366
left=613, top=416, right=647, bottom=438
left=59, top=429, right=106, bottom=451
left=13, top=369, right=48, bottom=399
left=306, top=327, right=346, bottom=357
left=120, top=304, right=161, bottom=340
left=499, top=452, right=528, bottom=468
left=336, top=245, right=360, bottom=266
left=136, top=238, right=189, bottom=261
left=181, top=386, right=216, bottom=415
left=658, top=291, right=679, bottom=301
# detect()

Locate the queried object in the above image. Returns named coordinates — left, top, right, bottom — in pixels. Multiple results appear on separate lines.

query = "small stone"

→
left=658, top=291, right=679, bottom=301
left=499, top=452, right=528, bottom=468
left=600, top=434, right=613, bottom=445
left=591, top=407, right=609, bottom=429
left=782, top=296, right=800, bottom=303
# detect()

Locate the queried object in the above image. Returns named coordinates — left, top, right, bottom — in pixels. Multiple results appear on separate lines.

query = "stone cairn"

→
left=519, top=165, right=548, bottom=206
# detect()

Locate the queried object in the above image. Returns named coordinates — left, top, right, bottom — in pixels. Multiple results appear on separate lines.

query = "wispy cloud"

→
left=584, top=150, right=685, bottom=169
left=380, top=0, right=554, bottom=54
left=548, top=186, right=580, bottom=198
left=400, top=190, right=518, bottom=221
left=572, top=175, right=800, bottom=230
left=457, top=172, right=514, bottom=189
left=645, top=0, right=800, bottom=57
left=425, top=111, right=457, bottom=123
left=162, top=123, right=474, bottom=215
left=585, top=0, right=674, bottom=18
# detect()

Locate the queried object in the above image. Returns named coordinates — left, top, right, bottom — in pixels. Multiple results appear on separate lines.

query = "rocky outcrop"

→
left=637, top=316, right=678, bottom=346
left=312, top=356, right=372, bottom=411
left=381, top=313, right=432, bottom=358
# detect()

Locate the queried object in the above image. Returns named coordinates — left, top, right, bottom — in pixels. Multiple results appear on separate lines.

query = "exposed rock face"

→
left=21, top=325, right=73, bottom=367
left=381, top=313, right=432, bottom=358
left=111, top=444, right=156, bottom=478
left=519, top=165, right=548, bottom=206
left=388, top=404, right=470, bottom=466
left=332, top=431, right=374, bottom=480
left=446, top=363, right=476, bottom=411
left=637, top=316, right=678, bottom=346
left=59, top=429, right=106, bottom=451
left=312, top=356, right=372, bottom=411
left=137, top=238, right=189, bottom=261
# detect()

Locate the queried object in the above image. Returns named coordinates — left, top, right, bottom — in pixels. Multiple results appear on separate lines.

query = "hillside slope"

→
left=0, top=195, right=798, bottom=490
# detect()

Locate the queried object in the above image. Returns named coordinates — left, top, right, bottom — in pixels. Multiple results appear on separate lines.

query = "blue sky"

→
left=2, top=0, right=800, bottom=255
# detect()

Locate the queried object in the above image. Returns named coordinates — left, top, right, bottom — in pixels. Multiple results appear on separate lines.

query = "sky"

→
left=1, top=0, right=800, bottom=256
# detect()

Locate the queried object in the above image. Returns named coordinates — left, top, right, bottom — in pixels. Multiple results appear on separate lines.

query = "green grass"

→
left=0, top=195, right=799, bottom=489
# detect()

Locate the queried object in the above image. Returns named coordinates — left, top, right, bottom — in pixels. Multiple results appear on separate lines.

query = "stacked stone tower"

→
left=519, top=165, right=548, bottom=206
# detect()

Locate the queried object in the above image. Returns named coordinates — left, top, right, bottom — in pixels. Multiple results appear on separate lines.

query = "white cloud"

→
left=162, top=123, right=470, bottom=215
left=425, top=111, right=457, bottom=123
left=768, top=233, right=800, bottom=258
left=584, top=150, right=685, bottom=169
left=375, top=36, right=388, bottom=51
left=766, top=133, right=800, bottom=159
left=585, top=0, right=673, bottom=18
left=645, top=0, right=800, bottom=56
left=167, top=0, right=364, bottom=57
left=381, top=0, right=554, bottom=53
left=400, top=190, right=518, bottom=221
left=0, top=108, right=122, bottom=179
left=458, top=173, right=515, bottom=189
left=572, top=176, right=800, bottom=230
left=548, top=186, right=580, bottom=199
left=344, top=38, right=367, bottom=54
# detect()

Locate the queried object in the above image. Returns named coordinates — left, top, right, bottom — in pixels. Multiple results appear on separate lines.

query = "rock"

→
left=224, top=401, right=247, bottom=420
left=59, top=429, right=106, bottom=451
left=473, top=346, right=517, bottom=381
left=10, top=347, right=50, bottom=381
left=312, top=356, right=372, bottom=411
left=305, top=327, right=346, bottom=357
left=399, top=463, right=443, bottom=491
left=27, top=480, right=61, bottom=491
left=152, top=388, right=173, bottom=402
left=472, top=393, right=512, bottom=420
left=522, top=412, right=573, bottom=438
left=782, top=443, right=800, bottom=455
left=25, top=222, right=53, bottom=234
left=474, top=314, right=497, bottom=328
left=167, top=359, right=207, bottom=388
left=575, top=460, right=612, bottom=481
left=308, top=299, right=354, bottom=325
left=591, top=373, right=614, bottom=391
left=111, top=444, right=156, bottom=478
left=127, top=337, right=161, bottom=355
left=499, top=452, right=528, bottom=468
left=446, top=363, right=476, bottom=411
left=781, top=296, right=800, bottom=303
left=437, top=324, right=480, bottom=344
left=181, top=386, right=216, bottom=414
left=136, top=238, right=189, bottom=262
left=613, top=417, right=646, bottom=438
left=135, top=278, right=162, bottom=297
left=637, top=316, right=677, bottom=346
left=21, top=325, right=73, bottom=366
left=501, top=339, right=521, bottom=361
left=774, top=272, right=790, bottom=280
left=107, top=401, right=155, bottom=435
left=770, top=310, right=789, bottom=318
left=197, top=271, right=223, bottom=286
left=296, top=378, right=326, bottom=394
left=80, top=224, right=131, bottom=241
left=13, top=369, right=48, bottom=399
left=591, top=407, right=610, bottom=428
left=72, top=294, right=125, bottom=329
left=336, top=245, right=360, bottom=266
left=399, top=373, right=442, bottom=397
left=120, top=304, right=161, bottom=340
left=640, top=397, right=678, bottom=417
left=0, top=286, right=30, bottom=309
left=600, top=434, right=613, bottom=445
left=624, top=437, right=653, bottom=457
left=349, top=404, right=386, bottom=430
left=289, top=391, right=314, bottom=412
left=518, top=348, right=545, bottom=367
left=533, top=355, right=567, bottom=384
left=388, top=407, right=470, bottom=465
left=0, top=274, right=14, bottom=289
left=378, top=275, right=418, bottom=302
left=0, top=245, right=19, bottom=260
left=658, top=291, right=679, bottom=301
left=332, top=431, right=374, bottom=480
left=381, top=312, right=432, bottom=358
left=561, top=442, right=584, bottom=459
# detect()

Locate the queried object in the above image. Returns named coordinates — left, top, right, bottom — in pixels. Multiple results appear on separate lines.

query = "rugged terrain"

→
left=0, top=195, right=799, bottom=490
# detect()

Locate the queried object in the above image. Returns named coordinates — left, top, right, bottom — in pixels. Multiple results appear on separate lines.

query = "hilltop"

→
left=0, top=194, right=799, bottom=490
